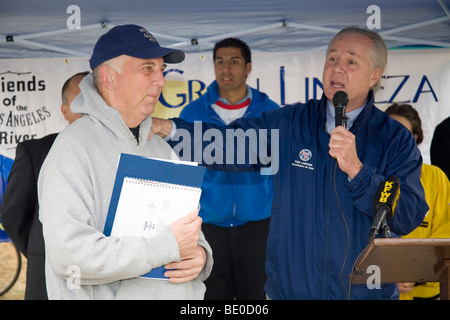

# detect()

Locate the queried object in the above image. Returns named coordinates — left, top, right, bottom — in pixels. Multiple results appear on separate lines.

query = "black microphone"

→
left=333, top=91, right=349, bottom=128
left=368, top=175, right=401, bottom=243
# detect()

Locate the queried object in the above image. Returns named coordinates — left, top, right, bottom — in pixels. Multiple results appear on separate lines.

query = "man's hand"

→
left=149, top=117, right=173, bottom=140
left=167, top=209, right=204, bottom=283
left=169, top=209, right=202, bottom=259
left=164, top=246, right=207, bottom=284
left=397, top=282, right=415, bottom=294
left=329, top=126, right=363, bottom=179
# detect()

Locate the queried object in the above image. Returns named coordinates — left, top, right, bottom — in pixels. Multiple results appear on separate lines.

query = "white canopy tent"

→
left=0, top=0, right=449, bottom=58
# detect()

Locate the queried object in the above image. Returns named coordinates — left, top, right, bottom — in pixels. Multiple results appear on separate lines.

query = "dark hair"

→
left=385, top=103, right=424, bottom=145
left=62, top=71, right=89, bottom=104
left=213, top=38, right=252, bottom=64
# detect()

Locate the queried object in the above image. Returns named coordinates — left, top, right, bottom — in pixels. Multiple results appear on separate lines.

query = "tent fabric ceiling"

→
left=0, top=0, right=449, bottom=59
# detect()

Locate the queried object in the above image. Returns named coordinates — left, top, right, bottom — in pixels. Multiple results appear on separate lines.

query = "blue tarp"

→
left=0, top=154, right=13, bottom=242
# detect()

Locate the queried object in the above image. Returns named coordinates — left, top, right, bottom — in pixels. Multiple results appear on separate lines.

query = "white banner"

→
left=0, top=57, right=90, bottom=159
left=1, top=49, right=449, bottom=165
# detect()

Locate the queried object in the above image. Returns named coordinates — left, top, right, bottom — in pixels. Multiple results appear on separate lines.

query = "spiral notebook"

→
left=110, top=177, right=202, bottom=239
left=104, top=153, right=206, bottom=280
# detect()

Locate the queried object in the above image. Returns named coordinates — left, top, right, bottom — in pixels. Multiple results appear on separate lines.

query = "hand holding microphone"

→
left=329, top=91, right=362, bottom=179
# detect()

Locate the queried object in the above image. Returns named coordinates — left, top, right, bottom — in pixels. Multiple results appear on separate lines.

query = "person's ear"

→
left=61, top=104, right=69, bottom=121
left=98, top=65, right=117, bottom=90
left=246, top=62, right=252, bottom=77
left=369, top=68, right=383, bottom=88
left=414, top=133, right=419, bottom=144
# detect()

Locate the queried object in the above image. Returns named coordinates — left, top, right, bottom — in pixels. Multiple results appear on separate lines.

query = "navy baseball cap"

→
left=90, top=24, right=185, bottom=70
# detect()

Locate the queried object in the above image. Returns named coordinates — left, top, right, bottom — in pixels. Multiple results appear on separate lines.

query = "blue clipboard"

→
left=104, top=153, right=205, bottom=279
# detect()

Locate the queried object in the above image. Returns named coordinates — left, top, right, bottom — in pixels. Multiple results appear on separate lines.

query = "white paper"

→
left=110, top=177, right=202, bottom=239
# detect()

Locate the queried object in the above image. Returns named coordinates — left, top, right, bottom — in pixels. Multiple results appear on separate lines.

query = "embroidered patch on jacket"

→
left=291, top=148, right=315, bottom=170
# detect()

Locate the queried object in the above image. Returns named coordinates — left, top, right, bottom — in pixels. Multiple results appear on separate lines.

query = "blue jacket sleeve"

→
left=169, top=107, right=288, bottom=173
left=348, top=129, right=428, bottom=236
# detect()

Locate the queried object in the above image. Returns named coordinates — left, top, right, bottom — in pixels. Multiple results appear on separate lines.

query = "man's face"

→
left=214, top=47, right=251, bottom=94
left=322, top=33, right=382, bottom=112
left=113, top=55, right=166, bottom=126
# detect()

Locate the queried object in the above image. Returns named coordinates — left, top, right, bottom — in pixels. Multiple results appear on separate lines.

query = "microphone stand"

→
left=380, top=220, right=392, bottom=239
left=368, top=212, right=392, bottom=244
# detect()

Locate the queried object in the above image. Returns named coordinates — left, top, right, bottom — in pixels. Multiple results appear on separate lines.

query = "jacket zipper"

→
left=320, top=161, right=335, bottom=299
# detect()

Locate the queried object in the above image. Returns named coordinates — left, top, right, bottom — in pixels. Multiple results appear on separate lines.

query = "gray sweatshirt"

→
left=38, top=74, right=212, bottom=299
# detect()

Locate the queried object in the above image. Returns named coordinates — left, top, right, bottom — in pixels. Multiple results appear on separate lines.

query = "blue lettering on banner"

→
left=304, top=77, right=324, bottom=101
left=376, top=75, right=410, bottom=103
left=413, top=75, right=438, bottom=103
left=282, top=66, right=439, bottom=105
left=159, top=69, right=206, bottom=108
left=280, top=66, right=285, bottom=105
left=159, top=69, right=187, bottom=108
left=375, top=75, right=438, bottom=104
left=188, top=79, right=206, bottom=104
left=157, top=66, right=439, bottom=108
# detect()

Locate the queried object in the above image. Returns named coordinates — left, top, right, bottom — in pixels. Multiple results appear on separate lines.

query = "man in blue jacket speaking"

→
left=151, top=26, right=428, bottom=299
left=179, top=38, right=279, bottom=299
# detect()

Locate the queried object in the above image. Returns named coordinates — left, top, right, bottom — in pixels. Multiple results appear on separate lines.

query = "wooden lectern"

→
left=352, top=238, right=450, bottom=300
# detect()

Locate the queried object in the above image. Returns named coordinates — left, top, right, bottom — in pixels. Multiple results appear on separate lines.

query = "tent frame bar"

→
left=0, top=22, right=111, bottom=57
left=1, top=8, right=449, bottom=58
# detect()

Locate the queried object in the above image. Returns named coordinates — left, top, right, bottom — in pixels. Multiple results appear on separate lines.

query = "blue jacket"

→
left=179, top=81, right=279, bottom=227
left=170, top=91, right=428, bottom=299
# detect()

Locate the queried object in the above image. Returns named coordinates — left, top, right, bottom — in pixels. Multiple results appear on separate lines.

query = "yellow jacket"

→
left=400, top=163, right=450, bottom=300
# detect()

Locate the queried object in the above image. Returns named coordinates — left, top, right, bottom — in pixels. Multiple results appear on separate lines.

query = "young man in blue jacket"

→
left=152, top=27, right=428, bottom=300
left=179, top=38, right=279, bottom=299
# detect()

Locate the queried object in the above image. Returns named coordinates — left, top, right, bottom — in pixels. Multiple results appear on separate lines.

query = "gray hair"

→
left=327, top=26, right=387, bottom=93
left=92, top=55, right=125, bottom=89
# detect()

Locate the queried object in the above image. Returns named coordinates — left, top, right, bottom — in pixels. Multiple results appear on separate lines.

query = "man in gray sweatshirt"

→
left=38, top=24, right=212, bottom=299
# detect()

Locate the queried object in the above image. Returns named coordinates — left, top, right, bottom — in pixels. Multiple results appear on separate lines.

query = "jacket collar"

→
left=320, top=90, right=375, bottom=133
left=204, top=80, right=263, bottom=114
left=350, top=90, right=375, bottom=132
